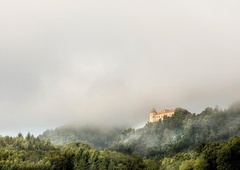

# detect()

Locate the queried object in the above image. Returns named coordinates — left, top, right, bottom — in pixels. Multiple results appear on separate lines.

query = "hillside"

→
left=110, top=102, right=240, bottom=158
left=1, top=102, right=240, bottom=169
left=0, top=134, right=145, bottom=169
left=1, top=127, right=240, bottom=169
left=39, top=125, right=125, bottom=149
left=149, top=136, right=240, bottom=170
left=39, top=102, right=240, bottom=159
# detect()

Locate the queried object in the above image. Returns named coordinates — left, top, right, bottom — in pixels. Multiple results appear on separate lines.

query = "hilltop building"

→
left=149, top=108, right=175, bottom=122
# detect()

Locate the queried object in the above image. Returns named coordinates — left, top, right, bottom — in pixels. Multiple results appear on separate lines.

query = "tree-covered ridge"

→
left=111, top=102, right=240, bottom=158
left=0, top=132, right=56, bottom=151
left=1, top=133, right=239, bottom=169
left=39, top=126, right=124, bottom=149
left=0, top=134, right=145, bottom=170
left=1, top=102, right=240, bottom=169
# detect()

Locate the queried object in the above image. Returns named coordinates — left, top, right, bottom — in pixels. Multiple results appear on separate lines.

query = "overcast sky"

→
left=1, top=0, right=240, bottom=136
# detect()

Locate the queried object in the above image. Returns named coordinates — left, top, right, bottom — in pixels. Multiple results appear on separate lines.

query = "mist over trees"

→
left=156, top=136, right=240, bottom=170
left=111, top=102, right=240, bottom=158
left=1, top=102, right=240, bottom=169
left=39, top=126, right=125, bottom=149
left=1, top=133, right=240, bottom=169
left=39, top=102, right=240, bottom=159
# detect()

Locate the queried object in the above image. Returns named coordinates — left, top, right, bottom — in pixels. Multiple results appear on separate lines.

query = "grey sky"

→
left=1, top=0, right=240, bottom=136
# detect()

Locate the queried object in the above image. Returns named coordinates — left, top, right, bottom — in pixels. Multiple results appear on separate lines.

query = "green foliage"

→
left=1, top=102, right=240, bottom=169
left=157, top=136, right=240, bottom=170
left=111, top=105, right=240, bottom=158
left=0, top=134, right=146, bottom=169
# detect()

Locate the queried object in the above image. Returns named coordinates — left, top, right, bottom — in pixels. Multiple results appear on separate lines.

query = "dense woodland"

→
left=111, top=103, right=240, bottom=158
left=152, top=136, right=240, bottom=170
left=0, top=134, right=144, bottom=169
left=1, top=102, right=240, bottom=169
left=1, top=133, right=240, bottom=169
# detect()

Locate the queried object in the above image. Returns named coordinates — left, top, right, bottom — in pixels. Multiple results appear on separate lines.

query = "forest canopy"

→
left=1, top=102, right=240, bottom=169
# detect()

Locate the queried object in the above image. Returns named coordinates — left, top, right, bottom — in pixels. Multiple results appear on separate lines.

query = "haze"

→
left=1, top=0, right=240, bottom=136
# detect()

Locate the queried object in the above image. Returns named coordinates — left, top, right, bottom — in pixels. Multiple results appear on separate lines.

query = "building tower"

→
left=149, top=107, right=157, bottom=122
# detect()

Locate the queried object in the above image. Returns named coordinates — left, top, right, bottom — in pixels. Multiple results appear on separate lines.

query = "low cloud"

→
left=0, top=0, right=240, bottom=135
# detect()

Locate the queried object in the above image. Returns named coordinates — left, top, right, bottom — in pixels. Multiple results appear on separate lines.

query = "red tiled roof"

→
left=157, top=109, right=175, bottom=115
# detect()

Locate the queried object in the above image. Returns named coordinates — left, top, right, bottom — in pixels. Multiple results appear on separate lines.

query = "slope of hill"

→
left=147, top=135, right=240, bottom=170
left=1, top=128, right=240, bottom=169
left=2, top=102, right=240, bottom=169
left=110, top=102, right=240, bottom=158
left=39, top=102, right=240, bottom=160
left=0, top=134, right=145, bottom=169
left=39, top=125, right=125, bottom=149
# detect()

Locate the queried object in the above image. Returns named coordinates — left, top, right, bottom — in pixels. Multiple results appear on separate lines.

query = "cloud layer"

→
left=1, top=0, right=240, bottom=135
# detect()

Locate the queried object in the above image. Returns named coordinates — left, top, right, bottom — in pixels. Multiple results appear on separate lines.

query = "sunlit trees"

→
left=0, top=135, right=146, bottom=169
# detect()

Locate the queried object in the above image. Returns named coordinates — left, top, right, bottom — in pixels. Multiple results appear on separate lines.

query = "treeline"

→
left=0, top=134, right=145, bottom=169
left=0, top=132, right=55, bottom=151
left=39, top=126, right=124, bottom=149
left=2, top=102, right=240, bottom=169
left=1, top=132, right=239, bottom=169
left=110, top=102, right=240, bottom=158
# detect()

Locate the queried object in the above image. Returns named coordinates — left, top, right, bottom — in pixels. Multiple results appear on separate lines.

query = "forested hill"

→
left=0, top=134, right=145, bottom=169
left=110, top=102, right=240, bottom=158
left=39, top=102, right=240, bottom=159
left=1, top=133, right=239, bottom=169
left=1, top=102, right=240, bottom=169
left=39, top=125, right=125, bottom=149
